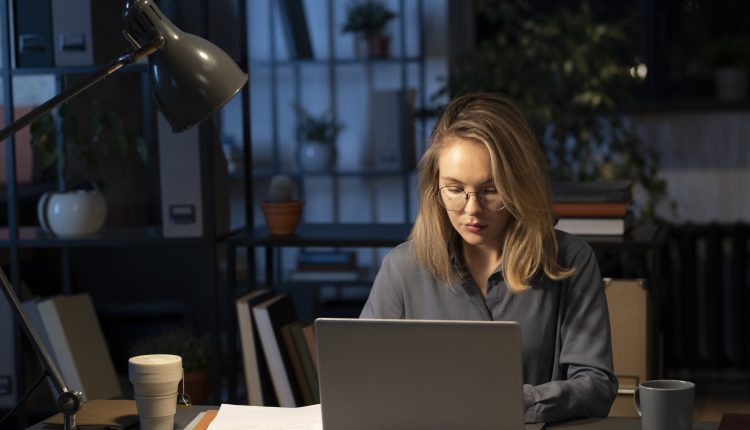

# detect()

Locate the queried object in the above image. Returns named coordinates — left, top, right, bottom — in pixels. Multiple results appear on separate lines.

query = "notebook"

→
left=315, top=318, right=528, bottom=430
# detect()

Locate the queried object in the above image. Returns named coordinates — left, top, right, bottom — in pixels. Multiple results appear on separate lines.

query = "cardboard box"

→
left=605, top=278, right=648, bottom=417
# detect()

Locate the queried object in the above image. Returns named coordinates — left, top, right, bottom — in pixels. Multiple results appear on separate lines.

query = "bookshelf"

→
left=233, top=0, right=428, bottom=301
left=0, top=0, right=247, bottom=416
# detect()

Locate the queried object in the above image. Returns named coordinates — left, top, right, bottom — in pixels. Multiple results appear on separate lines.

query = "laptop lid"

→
left=315, top=318, right=526, bottom=430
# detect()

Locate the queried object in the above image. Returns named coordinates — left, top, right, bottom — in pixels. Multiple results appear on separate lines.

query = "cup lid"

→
left=128, top=354, right=182, bottom=375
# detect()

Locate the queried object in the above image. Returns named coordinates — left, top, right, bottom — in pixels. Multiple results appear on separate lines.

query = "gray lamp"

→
left=0, top=0, right=247, bottom=428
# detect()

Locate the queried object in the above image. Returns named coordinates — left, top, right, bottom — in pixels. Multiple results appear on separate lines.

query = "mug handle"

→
left=634, top=385, right=642, bottom=417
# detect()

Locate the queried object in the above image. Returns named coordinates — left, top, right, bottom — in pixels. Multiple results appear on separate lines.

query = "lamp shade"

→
left=123, top=0, right=247, bottom=132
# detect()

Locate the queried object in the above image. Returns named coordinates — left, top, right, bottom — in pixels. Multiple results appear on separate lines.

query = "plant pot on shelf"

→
left=183, top=368, right=211, bottom=405
left=715, top=66, right=749, bottom=101
left=261, top=200, right=304, bottom=235
left=355, top=33, right=391, bottom=58
left=298, top=141, right=336, bottom=172
left=37, top=189, right=107, bottom=236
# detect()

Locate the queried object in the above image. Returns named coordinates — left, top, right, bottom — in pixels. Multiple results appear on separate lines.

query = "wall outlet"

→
left=0, top=375, right=12, bottom=395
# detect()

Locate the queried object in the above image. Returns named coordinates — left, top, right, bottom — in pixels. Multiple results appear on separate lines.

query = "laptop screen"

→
left=315, top=318, right=526, bottom=430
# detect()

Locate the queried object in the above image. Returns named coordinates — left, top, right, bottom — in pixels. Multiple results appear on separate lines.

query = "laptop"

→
left=315, top=318, right=530, bottom=430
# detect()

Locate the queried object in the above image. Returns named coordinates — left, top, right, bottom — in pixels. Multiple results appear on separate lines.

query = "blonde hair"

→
left=409, top=93, right=574, bottom=292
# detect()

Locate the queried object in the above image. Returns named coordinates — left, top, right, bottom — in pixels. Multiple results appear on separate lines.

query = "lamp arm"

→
left=0, top=36, right=165, bottom=143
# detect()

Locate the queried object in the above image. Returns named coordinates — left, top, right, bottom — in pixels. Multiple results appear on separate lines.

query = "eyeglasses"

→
left=437, top=186, right=507, bottom=212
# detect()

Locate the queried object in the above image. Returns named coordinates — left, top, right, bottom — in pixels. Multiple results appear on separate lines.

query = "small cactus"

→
left=267, top=174, right=297, bottom=202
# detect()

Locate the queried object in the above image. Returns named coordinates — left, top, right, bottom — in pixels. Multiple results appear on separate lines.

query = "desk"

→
left=223, top=223, right=668, bottom=403
left=30, top=406, right=718, bottom=430
left=26, top=405, right=214, bottom=430
left=547, top=417, right=717, bottom=429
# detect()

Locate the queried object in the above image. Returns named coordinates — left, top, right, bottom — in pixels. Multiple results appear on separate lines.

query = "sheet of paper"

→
left=207, top=404, right=323, bottom=430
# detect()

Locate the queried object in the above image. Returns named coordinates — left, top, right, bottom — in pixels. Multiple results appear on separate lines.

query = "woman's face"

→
left=437, top=137, right=511, bottom=252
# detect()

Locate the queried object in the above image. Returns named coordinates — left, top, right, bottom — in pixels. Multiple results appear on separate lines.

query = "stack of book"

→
left=288, top=250, right=360, bottom=282
left=21, top=293, right=122, bottom=403
left=552, top=180, right=633, bottom=236
left=236, top=290, right=318, bottom=407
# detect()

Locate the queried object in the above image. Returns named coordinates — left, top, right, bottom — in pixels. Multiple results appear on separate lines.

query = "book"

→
left=296, top=262, right=357, bottom=271
left=236, top=288, right=276, bottom=406
left=21, top=298, right=59, bottom=397
left=252, top=293, right=302, bottom=407
left=719, top=413, right=750, bottom=430
left=280, top=322, right=314, bottom=405
left=36, top=293, right=121, bottom=402
left=277, top=0, right=314, bottom=59
left=187, top=409, right=219, bottom=430
left=297, top=250, right=356, bottom=266
left=553, top=202, right=628, bottom=218
left=288, top=269, right=361, bottom=282
left=290, top=322, right=319, bottom=403
left=551, top=180, right=632, bottom=203
left=302, top=323, right=317, bottom=370
left=555, top=217, right=629, bottom=236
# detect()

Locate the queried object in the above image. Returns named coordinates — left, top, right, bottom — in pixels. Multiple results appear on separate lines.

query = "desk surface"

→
left=546, top=417, right=717, bottom=429
left=30, top=407, right=719, bottom=430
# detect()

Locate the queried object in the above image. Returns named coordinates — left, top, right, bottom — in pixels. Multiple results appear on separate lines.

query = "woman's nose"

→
left=463, top=192, right=483, bottom=214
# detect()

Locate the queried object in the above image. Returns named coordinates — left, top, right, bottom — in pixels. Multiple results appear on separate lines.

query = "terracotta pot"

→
left=261, top=200, right=304, bottom=235
left=183, top=368, right=211, bottom=405
left=355, top=34, right=390, bottom=59
left=716, top=66, right=748, bottom=101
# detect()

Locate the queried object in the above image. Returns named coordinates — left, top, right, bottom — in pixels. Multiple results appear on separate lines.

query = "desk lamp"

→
left=0, top=0, right=247, bottom=428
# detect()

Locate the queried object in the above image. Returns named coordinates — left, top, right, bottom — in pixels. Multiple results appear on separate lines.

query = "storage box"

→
left=605, top=278, right=648, bottom=417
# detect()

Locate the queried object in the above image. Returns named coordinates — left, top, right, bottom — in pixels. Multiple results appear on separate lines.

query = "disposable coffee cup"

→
left=635, top=379, right=695, bottom=430
left=129, top=355, right=183, bottom=430
left=128, top=354, right=183, bottom=396
left=134, top=393, right=178, bottom=430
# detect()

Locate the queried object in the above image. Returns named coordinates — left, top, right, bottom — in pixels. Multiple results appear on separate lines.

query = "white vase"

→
left=298, top=141, right=336, bottom=172
left=37, top=190, right=107, bottom=236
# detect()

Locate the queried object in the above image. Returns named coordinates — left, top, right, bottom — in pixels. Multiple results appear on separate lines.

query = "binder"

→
left=368, top=89, right=416, bottom=169
left=51, top=0, right=128, bottom=66
left=13, top=0, right=54, bottom=67
left=157, top=113, right=204, bottom=238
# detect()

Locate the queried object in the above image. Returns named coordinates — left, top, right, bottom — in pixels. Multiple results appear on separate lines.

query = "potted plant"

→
left=128, top=327, right=211, bottom=405
left=341, top=1, right=396, bottom=58
left=31, top=97, right=147, bottom=236
left=260, top=174, right=304, bottom=236
left=703, top=36, right=750, bottom=101
left=294, top=104, right=343, bottom=172
left=436, top=0, right=668, bottom=221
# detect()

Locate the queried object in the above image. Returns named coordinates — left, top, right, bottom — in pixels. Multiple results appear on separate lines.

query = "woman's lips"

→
left=464, top=223, right=487, bottom=233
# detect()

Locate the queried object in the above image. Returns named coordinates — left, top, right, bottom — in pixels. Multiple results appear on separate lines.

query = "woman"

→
left=360, top=93, right=617, bottom=423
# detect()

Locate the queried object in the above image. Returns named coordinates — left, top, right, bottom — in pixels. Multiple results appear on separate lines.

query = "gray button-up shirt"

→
left=360, top=230, right=617, bottom=423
